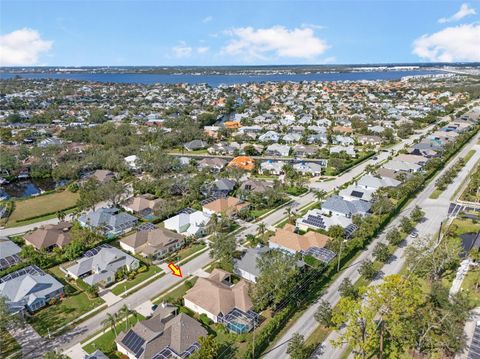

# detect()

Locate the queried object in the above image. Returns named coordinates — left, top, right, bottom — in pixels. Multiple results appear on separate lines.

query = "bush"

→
left=199, top=313, right=213, bottom=326
left=67, top=183, right=79, bottom=192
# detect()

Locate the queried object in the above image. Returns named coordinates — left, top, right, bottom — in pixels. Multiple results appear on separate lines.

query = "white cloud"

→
left=196, top=47, right=209, bottom=54
left=0, top=28, right=53, bottom=66
left=221, top=25, right=329, bottom=61
left=301, top=23, right=326, bottom=30
left=202, top=16, right=213, bottom=23
left=172, top=41, right=192, bottom=58
left=412, top=23, right=480, bottom=62
left=438, top=3, right=476, bottom=23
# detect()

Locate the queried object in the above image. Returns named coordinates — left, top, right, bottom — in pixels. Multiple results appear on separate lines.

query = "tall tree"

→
left=209, top=234, right=236, bottom=271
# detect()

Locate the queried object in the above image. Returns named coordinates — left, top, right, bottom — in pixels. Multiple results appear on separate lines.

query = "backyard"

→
left=6, top=190, right=79, bottom=227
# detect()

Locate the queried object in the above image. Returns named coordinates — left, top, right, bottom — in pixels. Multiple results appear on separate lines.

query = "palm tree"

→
left=119, top=304, right=132, bottom=331
left=284, top=207, right=296, bottom=224
left=101, top=313, right=117, bottom=336
left=257, top=222, right=266, bottom=242
left=314, top=189, right=327, bottom=202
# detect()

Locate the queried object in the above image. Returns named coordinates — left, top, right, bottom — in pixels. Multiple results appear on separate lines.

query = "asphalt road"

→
left=263, top=130, right=480, bottom=359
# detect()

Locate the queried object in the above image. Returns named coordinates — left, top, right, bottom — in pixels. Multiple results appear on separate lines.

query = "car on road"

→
left=410, top=230, right=418, bottom=238
left=372, top=156, right=378, bottom=160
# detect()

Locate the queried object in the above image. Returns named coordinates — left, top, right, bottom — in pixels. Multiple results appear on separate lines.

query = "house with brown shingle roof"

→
left=184, top=269, right=253, bottom=324
left=202, top=197, right=249, bottom=217
left=122, top=195, right=164, bottom=215
left=116, top=303, right=207, bottom=359
left=120, top=228, right=185, bottom=260
left=24, top=222, right=73, bottom=251
left=269, top=224, right=331, bottom=255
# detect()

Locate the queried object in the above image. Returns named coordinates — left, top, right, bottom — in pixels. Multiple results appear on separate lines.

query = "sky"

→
left=1, top=0, right=480, bottom=66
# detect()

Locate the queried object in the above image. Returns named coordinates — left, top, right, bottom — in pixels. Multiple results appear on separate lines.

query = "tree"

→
left=101, top=313, right=118, bottom=336
left=251, top=249, right=299, bottom=310
left=0, top=296, right=23, bottom=330
left=287, top=333, right=310, bottom=359
left=257, top=222, right=267, bottom=242
left=339, top=278, right=359, bottom=299
left=314, top=189, right=328, bottom=202
left=119, top=304, right=133, bottom=331
left=410, top=205, right=424, bottom=223
left=101, top=180, right=126, bottom=207
left=373, top=243, right=390, bottom=263
left=358, top=259, right=377, bottom=280
left=190, top=335, right=220, bottom=359
left=314, top=300, right=333, bottom=327
left=78, top=178, right=104, bottom=211
left=209, top=234, right=236, bottom=271
left=285, top=206, right=296, bottom=225
left=371, top=195, right=394, bottom=215
left=43, top=352, right=69, bottom=359
left=386, top=228, right=402, bottom=246
left=400, top=217, right=414, bottom=234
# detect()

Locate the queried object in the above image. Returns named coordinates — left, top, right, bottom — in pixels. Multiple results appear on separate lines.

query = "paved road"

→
left=264, top=131, right=480, bottom=359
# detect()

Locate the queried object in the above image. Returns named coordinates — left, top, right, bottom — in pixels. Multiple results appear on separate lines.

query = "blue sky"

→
left=1, top=0, right=479, bottom=66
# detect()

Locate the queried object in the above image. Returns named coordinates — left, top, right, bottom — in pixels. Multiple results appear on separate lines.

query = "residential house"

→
left=259, top=160, right=284, bottom=175
left=228, top=156, right=255, bottom=171
left=116, top=303, right=207, bottom=359
left=296, top=208, right=355, bottom=232
left=356, top=135, right=383, bottom=146
left=122, top=195, right=163, bottom=216
left=124, top=155, right=139, bottom=171
left=24, top=222, right=73, bottom=251
left=293, top=162, right=323, bottom=176
left=332, top=126, right=353, bottom=134
left=382, top=159, right=421, bottom=173
left=258, top=131, right=280, bottom=143
left=184, top=269, right=256, bottom=332
left=197, top=158, right=228, bottom=172
left=282, top=133, right=302, bottom=143
left=339, top=184, right=376, bottom=202
left=78, top=207, right=138, bottom=237
left=234, top=247, right=270, bottom=283
left=330, top=145, right=356, bottom=157
left=120, top=228, right=185, bottom=260
left=63, top=245, right=139, bottom=287
left=239, top=179, right=272, bottom=194
left=356, top=175, right=401, bottom=191
left=164, top=210, right=211, bottom=237
left=202, top=178, right=236, bottom=197
left=293, top=145, right=318, bottom=158
left=269, top=224, right=331, bottom=255
left=321, top=195, right=371, bottom=218
left=0, top=265, right=64, bottom=313
left=395, top=154, right=429, bottom=166
left=91, top=169, right=117, bottom=183
left=183, top=140, right=208, bottom=151
left=333, top=135, right=355, bottom=146
left=266, top=144, right=290, bottom=157
left=202, top=197, right=249, bottom=217
left=0, top=237, right=21, bottom=270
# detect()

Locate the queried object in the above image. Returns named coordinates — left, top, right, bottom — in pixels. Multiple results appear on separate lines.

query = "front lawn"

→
left=285, top=186, right=308, bottom=196
left=7, top=190, right=79, bottom=226
left=173, top=243, right=207, bottom=262
left=83, top=313, right=145, bottom=356
left=28, top=288, right=104, bottom=336
left=461, top=267, right=480, bottom=307
left=110, top=266, right=163, bottom=296
left=0, top=327, right=21, bottom=358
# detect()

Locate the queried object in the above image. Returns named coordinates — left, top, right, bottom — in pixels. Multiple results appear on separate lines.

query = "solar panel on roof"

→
left=305, top=247, right=336, bottom=263
left=351, top=190, right=364, bottom=198
left=122, top=331, right=145, bottom=357
left=138, top=222, right=156, bottom=231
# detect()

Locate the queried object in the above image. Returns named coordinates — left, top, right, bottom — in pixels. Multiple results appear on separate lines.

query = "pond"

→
left=0, top=179, right=68, bottom=199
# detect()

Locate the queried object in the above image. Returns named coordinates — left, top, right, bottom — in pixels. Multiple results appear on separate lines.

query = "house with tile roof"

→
left=269, top=224, right=331, bottom=255
left=228, top=156, right=255, bottom=171
left=120, top=228, right=185, bottom=260
left=202, top=197, right=250, bottom=217
left=24, top=222, right=73, bottom=251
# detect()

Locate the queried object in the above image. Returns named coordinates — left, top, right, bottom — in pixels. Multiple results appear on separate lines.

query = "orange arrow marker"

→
left=168, top=262, right=182, bottom=277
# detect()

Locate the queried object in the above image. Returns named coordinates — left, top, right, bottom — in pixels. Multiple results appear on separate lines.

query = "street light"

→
left=337, top=239, right=348, bottom=273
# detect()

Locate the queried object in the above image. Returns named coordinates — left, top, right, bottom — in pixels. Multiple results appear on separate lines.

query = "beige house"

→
left=120, top=228, right=185, bottom=260
left=269, top=224, right=331, bottom=255
left=24, top=222, right=73, bottom=251
left=184, top=269, right=253, bottom=323
left=122, top=195, right=163, bottom=215
left=202, top=196, right=249, bottom=217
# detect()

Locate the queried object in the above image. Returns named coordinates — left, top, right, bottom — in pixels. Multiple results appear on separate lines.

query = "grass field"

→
left=83, top=313, right=145, bottom=356
left=7, top=190, right=79, bottom=226
left=110, top=266, right=163, bottom=296
left=0, top=328, right=21, bottom=358
left=29, top=288, right=104, bottom=336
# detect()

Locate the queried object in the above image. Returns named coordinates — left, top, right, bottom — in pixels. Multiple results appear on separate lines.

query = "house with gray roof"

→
left=78, top=207, right=138, bottom=237
left=202, top=178, right=236, bottom=197
left=266, top=144, right=290, bottom=157
left=339, top=184, right=376, bottom=202
left=116, top=303, right=207, bottom=359
left=62, top=245, right=139, bottom=287
left=234, top=246, right=270, bottom=283
left=0, top=237, right=21, bottom=270
left=321, top=195, right=371, bottom=218
left=382, top=159, right=421, bottom=173
left=259, top=160, right=285, bottom=175
left=0, top=265, right=64, bottom=313
left=357, top=175, right=400, bottom=191
left=197, top=157, right=228, bottom=172
left=183, top=140, right=208, bottom=151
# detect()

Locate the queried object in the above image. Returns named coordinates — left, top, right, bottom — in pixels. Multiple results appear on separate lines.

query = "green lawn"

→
left=83, top=313, right=145, bottom=356
left=28, top=289, right=104, bottom=336
left=285, top=186, right=308, bottom=196
left=7, top=190, right=79, bottom=226
left=429, top=189, right=442, bottom=199
left=176, top=243, right=207, bottom=261
left=461, top=268, right=480, bottom=307
left=153, top=277, right=199, bottom=305
left=0, top=327, right=21, bottom=358
left=110, top=266, right=163, bottom=296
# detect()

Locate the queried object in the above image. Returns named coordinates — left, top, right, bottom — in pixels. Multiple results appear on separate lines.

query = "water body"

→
left=1, top=179, right=68, bottom=198
left=0, top=70, right=441, bottom=87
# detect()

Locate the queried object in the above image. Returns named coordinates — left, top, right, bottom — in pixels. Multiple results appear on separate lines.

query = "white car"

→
left=410, top=231, right=418, bottom=238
